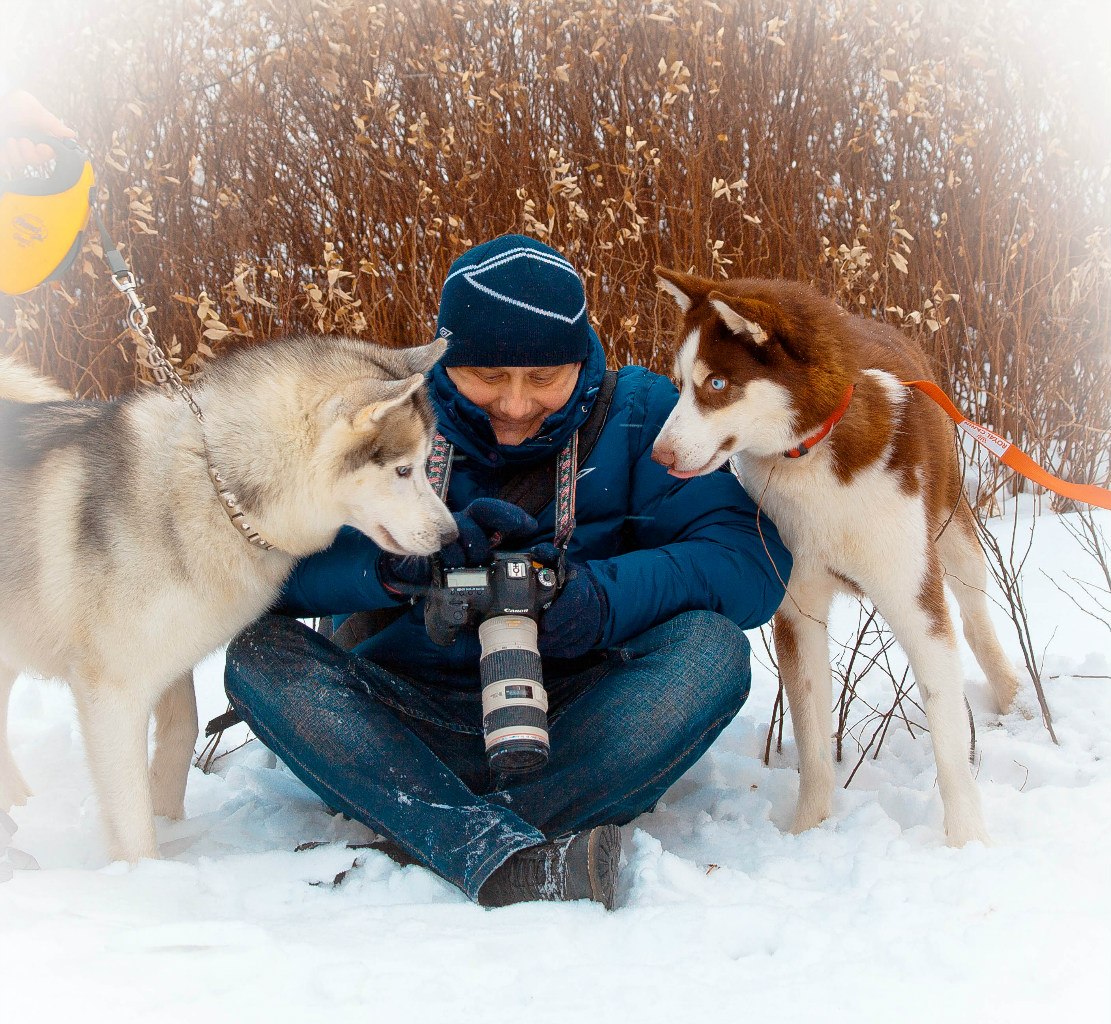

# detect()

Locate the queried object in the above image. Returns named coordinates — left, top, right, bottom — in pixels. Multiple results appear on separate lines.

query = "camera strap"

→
left=552, top=432, right=577, bottom=549
left=427, top=368, right=618, bottom=551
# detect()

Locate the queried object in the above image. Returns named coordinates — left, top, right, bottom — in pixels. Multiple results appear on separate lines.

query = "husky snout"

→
left=653, top=431, right=701, bottom=478
left=652, top=417, right=723, bottom=479
left=652, top=438, right=702, bottom=478
left=651, top=439, right=677, bottom=469
left=427, top=499, right=459, bottom=550
left=652, top=410, right=684, bottom=470
left=439, top=513, right=459, bottom=544
left=370, top=496, right=455, bottom=557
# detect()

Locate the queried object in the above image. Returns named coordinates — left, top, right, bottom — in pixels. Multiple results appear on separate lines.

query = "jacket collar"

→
left=429, top=329, right=607, bottom=469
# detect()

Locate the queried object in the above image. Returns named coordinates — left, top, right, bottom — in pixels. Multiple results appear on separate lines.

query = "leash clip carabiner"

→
left=109, top=268, right=152, bottom=335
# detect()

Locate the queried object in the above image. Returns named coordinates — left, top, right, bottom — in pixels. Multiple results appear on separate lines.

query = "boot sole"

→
left=587, top=824, right=621, bottom=911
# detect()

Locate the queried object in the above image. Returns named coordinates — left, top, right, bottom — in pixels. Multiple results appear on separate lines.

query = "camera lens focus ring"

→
left=483, top=703, right=549, bottom=735
left=479, top=647, right=542, bottom=688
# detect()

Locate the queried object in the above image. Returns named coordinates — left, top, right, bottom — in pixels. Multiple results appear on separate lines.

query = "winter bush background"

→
left=1, top=0, right=1108, bottom=490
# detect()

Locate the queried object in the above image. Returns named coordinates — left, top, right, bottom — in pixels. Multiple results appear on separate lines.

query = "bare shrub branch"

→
left=0, top=0, right=1106, bottom=495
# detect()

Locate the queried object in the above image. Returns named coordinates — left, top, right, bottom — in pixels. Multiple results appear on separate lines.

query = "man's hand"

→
left=377, top=551, right=435, bottom=598
left=0, top=90, right=77, bottom=172
left=439, top=497, right=537, bottom=569
left=379, top=498, right=538, bottom=598
left=531, top=543, right=608, bottom=659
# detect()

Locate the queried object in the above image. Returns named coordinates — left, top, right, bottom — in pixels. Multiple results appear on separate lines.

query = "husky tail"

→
left=0, top=355, right=69, bottom=403
left=0, top=355, right=66, bottom=811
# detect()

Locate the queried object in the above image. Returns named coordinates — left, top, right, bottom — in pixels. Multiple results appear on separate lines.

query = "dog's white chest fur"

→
left=732, top=443, right=930, bottom=593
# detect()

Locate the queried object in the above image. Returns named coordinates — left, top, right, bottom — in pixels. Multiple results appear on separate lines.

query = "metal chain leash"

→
left=95, top=207, right=276, bottom=550
left=109, top=269, right=206, bottom=423
left=93, top=206, right=205, bottom=419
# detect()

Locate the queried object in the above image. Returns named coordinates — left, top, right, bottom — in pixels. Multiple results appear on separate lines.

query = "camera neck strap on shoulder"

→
left=427, top=368, right=618, bottom=551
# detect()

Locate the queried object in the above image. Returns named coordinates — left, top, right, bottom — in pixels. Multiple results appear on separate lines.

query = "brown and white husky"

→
left=651, top=270, right=1018, bottom=846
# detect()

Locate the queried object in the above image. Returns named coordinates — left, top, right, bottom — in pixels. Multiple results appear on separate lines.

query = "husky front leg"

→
left=72, top=679, right=160, bottom=861
left=0, top=662, right=32, bottom=810
left=868, top=552, right=989, bottom=847
left=149, top=671, right=198, bottom=820
left=773, top=572, right=837, bottom=834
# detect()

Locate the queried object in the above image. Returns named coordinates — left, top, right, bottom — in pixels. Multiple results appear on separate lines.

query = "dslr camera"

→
left=424, top=552, right=560, bottom=773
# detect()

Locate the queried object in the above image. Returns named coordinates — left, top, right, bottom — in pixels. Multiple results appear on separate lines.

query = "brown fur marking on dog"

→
left=670, top=274, right=967, bottom=520
left=830, top=569, right=863, bottom=596
left=772, top=612, right=801, bottom=679
left=918, top=549, right=956, bottom=643
left=679, top=278, right=852, bottom=434
left=340, top=390, right=435, bottom=475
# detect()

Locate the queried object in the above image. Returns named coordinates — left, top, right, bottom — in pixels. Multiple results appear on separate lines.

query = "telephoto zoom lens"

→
left=478, top=615, right=549, bottom=772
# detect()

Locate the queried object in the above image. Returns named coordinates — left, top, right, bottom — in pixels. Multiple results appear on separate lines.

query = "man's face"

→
left=446, top=363, right=581, bottom=446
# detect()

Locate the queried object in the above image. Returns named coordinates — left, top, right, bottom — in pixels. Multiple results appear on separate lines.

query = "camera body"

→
left=425, top=552, right=560, bottom=772
left=424, top=552, right=559, bottom=645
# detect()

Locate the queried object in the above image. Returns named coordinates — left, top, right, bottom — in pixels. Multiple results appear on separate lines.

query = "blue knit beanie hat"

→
left=436, top=234, right=595, bottom=367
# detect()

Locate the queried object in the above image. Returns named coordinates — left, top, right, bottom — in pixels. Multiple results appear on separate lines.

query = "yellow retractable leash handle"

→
left=0, top=136, right=207, bottom=428
left=0, top=134, right=95, bottom=295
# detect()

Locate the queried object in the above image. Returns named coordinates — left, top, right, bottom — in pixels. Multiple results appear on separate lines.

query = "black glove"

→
left=439, top=497, right=538, bottom=569
left=531, top=543, right=608, bottom=659
left=378, top=551, right=436, bottom=598
left=380, top=498, right=539, bottom=597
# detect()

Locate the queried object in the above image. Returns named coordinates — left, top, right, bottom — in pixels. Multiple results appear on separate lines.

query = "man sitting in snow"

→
left=224, top=234, right=791, bottom=910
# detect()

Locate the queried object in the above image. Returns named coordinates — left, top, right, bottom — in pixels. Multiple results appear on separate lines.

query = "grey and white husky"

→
left=0, top=335, right=456, bottom=862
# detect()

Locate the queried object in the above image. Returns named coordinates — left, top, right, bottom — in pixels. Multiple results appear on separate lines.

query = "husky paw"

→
left=944, top=818, right=991, bottom=847
left=149, top=767, right=187, bottom=821
left=991, top=680, right=1020, bottom=716
left=151, top=794, right=186, bottom=821
left=788, top=803, right=831, bottom=835
left=0, top=771, right=32, bottom=811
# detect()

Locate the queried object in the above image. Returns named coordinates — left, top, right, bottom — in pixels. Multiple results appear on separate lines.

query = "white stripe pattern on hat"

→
left=444, top=247, right=588, bottom=325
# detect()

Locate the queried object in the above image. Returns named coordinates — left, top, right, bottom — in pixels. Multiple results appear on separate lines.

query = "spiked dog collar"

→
left=784, top=383, right=855, bottom=458
left=207, top=456, right=276, bottom=551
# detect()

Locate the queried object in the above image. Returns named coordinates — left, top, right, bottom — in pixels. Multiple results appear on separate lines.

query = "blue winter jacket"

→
left=278, top=335, right=792, bottom=686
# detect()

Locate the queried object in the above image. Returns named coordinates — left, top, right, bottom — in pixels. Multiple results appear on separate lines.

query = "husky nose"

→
left=440, top=518, right=460, bottom=543
left=652, top=443, right=675, bottom=468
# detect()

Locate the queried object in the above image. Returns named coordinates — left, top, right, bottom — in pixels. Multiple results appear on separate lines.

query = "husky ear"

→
left=402, top=337, right=447, bottom=374
left=655, top=267, right=715, bottom=313
left=393, top=339, right=444, bottom=375
left=371, top=338, right=447, bottom=379
left=350, top=373, right=426, bottom=431
left=707, top=292, right=778, bottom=346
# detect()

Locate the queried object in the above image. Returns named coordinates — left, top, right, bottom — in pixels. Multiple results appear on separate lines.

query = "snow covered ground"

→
left=2, top=504, right=1109, bottom=1023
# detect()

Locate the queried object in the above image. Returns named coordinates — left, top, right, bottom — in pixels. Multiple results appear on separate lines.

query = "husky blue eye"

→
left=396, top=465, right=412, bottom=478
left=709, top=377, right=728, bottom=391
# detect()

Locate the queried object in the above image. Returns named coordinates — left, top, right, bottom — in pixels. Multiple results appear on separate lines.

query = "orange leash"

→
left=901, top=379, right=1111, bottom=512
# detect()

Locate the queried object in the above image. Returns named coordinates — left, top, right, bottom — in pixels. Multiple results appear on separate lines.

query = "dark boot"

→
left=477, top=824, right=621, bottom=910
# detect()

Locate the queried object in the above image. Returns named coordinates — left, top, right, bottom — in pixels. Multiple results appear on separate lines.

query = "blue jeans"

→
left=224, top=610, right=751, bottom=901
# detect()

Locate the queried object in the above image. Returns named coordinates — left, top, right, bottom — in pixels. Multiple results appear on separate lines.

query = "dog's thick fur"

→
left=0, top=336, right=456, bottom=862
left=652, top=271, right=1018, bottom=846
